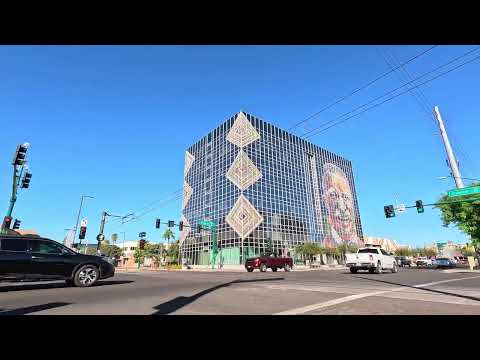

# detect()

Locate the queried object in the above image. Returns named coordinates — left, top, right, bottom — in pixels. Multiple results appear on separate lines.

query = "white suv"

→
left=416, top=257, right=432, bottom=267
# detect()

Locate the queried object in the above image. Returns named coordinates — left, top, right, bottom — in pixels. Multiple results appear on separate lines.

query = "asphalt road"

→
left=1, top=267, right=480, bottom=315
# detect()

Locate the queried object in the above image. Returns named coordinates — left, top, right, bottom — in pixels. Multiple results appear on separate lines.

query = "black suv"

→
left=0, top=235, right=115, bottom=287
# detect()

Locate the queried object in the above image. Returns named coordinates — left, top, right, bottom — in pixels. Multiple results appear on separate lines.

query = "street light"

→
left=73, top=195, right=94, bottom=246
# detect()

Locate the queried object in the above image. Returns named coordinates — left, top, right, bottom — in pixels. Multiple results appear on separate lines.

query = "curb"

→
left=115, top=266, right=348, bottom=273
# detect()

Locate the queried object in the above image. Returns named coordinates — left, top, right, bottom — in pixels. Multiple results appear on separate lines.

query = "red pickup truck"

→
left=245, top=254, right=293, bottom=272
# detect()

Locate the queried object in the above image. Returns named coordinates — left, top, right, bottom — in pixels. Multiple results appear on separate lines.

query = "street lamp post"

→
left=73, top=195, right=94, bottom=246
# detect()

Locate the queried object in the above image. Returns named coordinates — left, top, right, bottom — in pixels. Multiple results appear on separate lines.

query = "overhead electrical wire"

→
left=288, top=45, right=438, bottom=132
left=302, top=47, right=480, bottom=139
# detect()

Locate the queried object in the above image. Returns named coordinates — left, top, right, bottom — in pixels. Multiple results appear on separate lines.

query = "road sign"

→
left=80, top=219, right=88, bottom=227
left=199, top=219, right=215, bottom=229
left=96, top=234, right=105, bottom=242
left=139, top=232, right=146, bottom=238
left=398, top=204, right=406, bottom=213
left=447, top=185, right=480, bottom=197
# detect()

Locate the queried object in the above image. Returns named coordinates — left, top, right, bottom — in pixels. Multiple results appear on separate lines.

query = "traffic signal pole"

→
left=96, top=211, right=107, bottom=251
left=6, top=165, right=22, bottom=218
left=434, top=106, right=465, bottom=189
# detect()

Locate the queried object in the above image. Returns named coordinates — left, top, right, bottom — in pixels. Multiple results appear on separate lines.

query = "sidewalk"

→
left=441, top=268, right=480, bottom=274
left=115, top=264, right=348, bottom=273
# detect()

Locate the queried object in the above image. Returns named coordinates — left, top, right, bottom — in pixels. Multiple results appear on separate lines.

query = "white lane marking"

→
left=275, top=275, right=480, bottom=315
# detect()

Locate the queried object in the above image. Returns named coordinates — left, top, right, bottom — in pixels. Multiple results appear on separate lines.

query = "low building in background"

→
left=118, top=240, right=173, bottom=268
left=364, top=236, right=398, bottom=252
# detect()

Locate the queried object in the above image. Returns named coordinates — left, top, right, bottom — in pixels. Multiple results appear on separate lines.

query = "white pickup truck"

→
left=345, top=245, right=398, bottom=274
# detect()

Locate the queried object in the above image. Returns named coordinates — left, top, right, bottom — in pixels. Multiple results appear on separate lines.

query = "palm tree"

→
left=162, top=228, right=175, bottom=244
left=162, top=228, right=175, bottom=264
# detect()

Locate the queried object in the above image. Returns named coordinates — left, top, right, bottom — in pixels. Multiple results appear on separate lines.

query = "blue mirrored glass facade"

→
left=181, top=112, right=364, bottom=265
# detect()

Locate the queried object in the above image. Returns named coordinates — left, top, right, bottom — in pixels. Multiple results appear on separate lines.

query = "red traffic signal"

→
left=139, top=239, right=146, bottom=250
left=2, top=216, right=13, bottom=229
left=79, top=226, right=87, bottom=240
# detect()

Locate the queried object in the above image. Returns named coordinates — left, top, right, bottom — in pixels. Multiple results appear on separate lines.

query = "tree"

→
left=337, top=242, right=358, bottom=256
left=133, top=248, right=145, bottom=268
left=435, top=186, right=480, bottom=254
left=395, top=247, right=414, bottom=257
left=424, top=248, right=437, bottom=258
left=461, top=246, right=476, bottom=257
left=295, top=242, right=321, bottom=264
left=100, top=244, right=123, bottom=258
left=167, top=240, right=179, bottom=264
left=144, top=243, right=165, bottom=267
left=162, top=228, right=175, bottom=244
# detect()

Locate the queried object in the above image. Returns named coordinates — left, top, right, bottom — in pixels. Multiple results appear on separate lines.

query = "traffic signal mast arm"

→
left=405, top=197, right=480, bottom=208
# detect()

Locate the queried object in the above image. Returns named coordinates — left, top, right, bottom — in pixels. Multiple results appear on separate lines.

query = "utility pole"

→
left=434, top=106, right=465, bottom=189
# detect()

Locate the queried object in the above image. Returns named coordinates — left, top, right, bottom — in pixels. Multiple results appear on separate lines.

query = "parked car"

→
left=0, top=235, right=115, bottom=287
left=245, top=253, right=293, bottom=272
left=395, top=256, right=412, bottom=267
left=345, top=245, right=398, bottom=274
left=435, top=258, right=456, bottom=269
left=415, top=257, right=432, bottom=267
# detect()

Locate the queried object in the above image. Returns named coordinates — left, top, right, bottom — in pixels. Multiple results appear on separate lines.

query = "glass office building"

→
left=180, top=111, right=364, bottom=265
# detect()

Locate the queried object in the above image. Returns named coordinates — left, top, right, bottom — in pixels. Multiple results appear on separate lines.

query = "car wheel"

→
left=350, top=268, right=358, bottom=274
left=375, top=262, right=382, bottom=274
left=272, top=267, right=278, bottom=272
left=65, top=279, right=75, bottom=287
left=368, top=268, right=375, bottom=274
left=284, top=264, right=292, bottom=272
left=74, top=264, right=99, bottom=287
left=391, top=262, right=398, bottom=273
left=260, top=263, right=267, bottom=272
left=247, top=268, right=254, bottom=272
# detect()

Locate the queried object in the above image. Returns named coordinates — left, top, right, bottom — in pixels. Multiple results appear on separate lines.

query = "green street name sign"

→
left=447, top=186, right=480, bottom=197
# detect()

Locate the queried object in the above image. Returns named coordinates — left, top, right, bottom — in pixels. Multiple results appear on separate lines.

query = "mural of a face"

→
left=322, top=163, right=356, bottom=242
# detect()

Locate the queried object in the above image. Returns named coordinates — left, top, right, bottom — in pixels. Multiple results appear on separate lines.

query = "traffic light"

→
left=12, top=143, right=29, bottom=166
left=168, top=220, right=175, bottom=227
left=384, top=205, right=395, bottom=218
left=139, top=239, right=146, bottom=250
left=12, top=219, right=21, bottom=230
left=196, top=224, right=202, bottom=233
left=179, top=221, right=184, bottom=231
left=416, top=200, right=424, bottom=213
left=21, top=172, right=32, bottom=189
left=155, top=218, right=161, bottom=229
left=79, top=226, right=87, bottom=240
left=2, top=216, right=12, bottom=229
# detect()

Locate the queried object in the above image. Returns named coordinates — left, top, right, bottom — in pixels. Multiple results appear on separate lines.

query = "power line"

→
left=303, top=51, right=480, bottom=139
left=380, top=46, right=436, bottom=123
left=302, top=46, right=480, bottom=138
left=288, top=45, right=438, bottom=132
left=110, top=188, right=183, bottom=224
left=302, top=46, right=480, bottom=139
left=121, top=193, right=184, bottom=225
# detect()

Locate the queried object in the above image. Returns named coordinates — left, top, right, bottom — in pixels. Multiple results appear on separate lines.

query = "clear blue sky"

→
left=0, top=45, right=478, bottom=247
